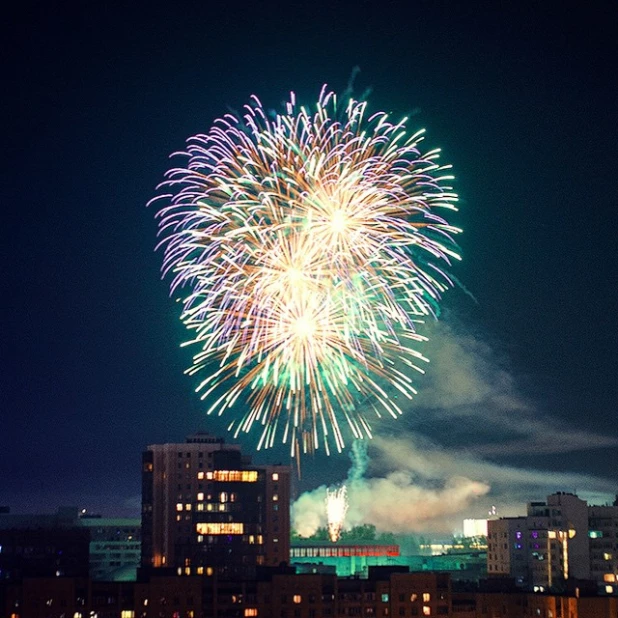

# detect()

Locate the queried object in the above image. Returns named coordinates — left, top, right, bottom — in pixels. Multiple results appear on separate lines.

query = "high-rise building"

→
left=487, top=492, right=618, bottom=593
left=141, top=432, right=290, bottom=579
left=487, top=516, right=529, bottom=585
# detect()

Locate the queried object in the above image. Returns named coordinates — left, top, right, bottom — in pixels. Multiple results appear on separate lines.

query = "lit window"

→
left=381, top=594, right=389, bottom=602
left=176, top=503, right=183, bottom=511
left=410, top=594, right=418, bottom=602
left=121, top=612, right=135, bottom=618
left=220, top=492, right=228, bottom=503
left=197, top=472, right=205, bottom=480
left=606, top=585, right=614, bottom=594
left=196, top=522, right=244, bottom=535
left=589, top=530, right=603, bottom=538
left=197, top=567, right=204, bottom=575
left=185, top=567, right=191, bottom=575
left=273, top=494, right=279, bottom=501
left=210, top=470, right=259, bottom=482
left=548, top=531, right=556, bottom=539
left=604, top=574, right=616, bottom=583
left=604, top=553, right=613, bottom=560
left=272, top=473, right=279, bottom=481
left=245, top=610, right=258, bottom=617
left=423, top=594, right=431, bottom=602
left=197, top=504, right=204, bottom=511
left=206, top=567, right=214, bottom=576
left=197, top=492, right=204, bottom=501
left=293, top=595, right=302, bottom=604
left=423, top=607, right=431, bottom=616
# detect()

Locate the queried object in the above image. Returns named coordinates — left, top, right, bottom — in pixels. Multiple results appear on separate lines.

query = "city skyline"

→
left=2, top=1, right=617, bottom=527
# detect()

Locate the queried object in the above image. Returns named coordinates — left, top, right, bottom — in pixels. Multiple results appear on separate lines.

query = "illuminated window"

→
left=220, top=492, right=228, bottom=503
left=208, top=470, right=259, bottom=482
left=606, top=585, right=614, bottom=594
left=589, top=530, right=603, bottom=538
left=604, top=553, right=613, bottom=560
left=206, top=567, right=214, bottom=576
left=293, top=595, right=302, bottom=604
left=423, top=594, right=431, bottom=602
left=423, top=607, right=431, bottom=616
left=381, top=594, right=389, bottom=602
left=411, top=594, right=418, bottom=602
left=197, top=504, right=204, bottom=511
left=197, top=567, right=204, bottom=575
left=197, top=492, right=204, bottom=501
left=121, top=612, right=135, bottom=618
left=185, top=567, right=191, bottom=575
left=548, top=531, right=556, bottom=539
left=185, top=503, right=192, bottom=511
left=604, top=574, right=616, bottom=583
left=245, top=610, right=258, bottom=617
left=197, top=472, right=205, bottom=480
left=196, top=522, right=244, bottom=535
left=272, top=473, right=279, bottom=481
left=176, top=503, right=183, bottom=511
left=273, top=494, right=279, bottom=501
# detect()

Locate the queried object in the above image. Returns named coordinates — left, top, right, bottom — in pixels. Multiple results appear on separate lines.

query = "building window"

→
left=381, top=594, right=389, bottom=603
left=422, top=607, right=430, bottom=616
left=293, top=595, right=302, bottom=604
left=196, top=522, right=244, bottom=535
left=272, top=473, right=279, bottom=481
left=423, top=594, right=430, bottom=602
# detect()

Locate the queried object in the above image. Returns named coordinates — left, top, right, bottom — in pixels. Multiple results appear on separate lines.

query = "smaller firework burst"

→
left=326, top=485, right=349, bottom=542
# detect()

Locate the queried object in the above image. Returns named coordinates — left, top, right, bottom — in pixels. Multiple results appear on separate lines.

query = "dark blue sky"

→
left=2, top=1, right=617, bottom=517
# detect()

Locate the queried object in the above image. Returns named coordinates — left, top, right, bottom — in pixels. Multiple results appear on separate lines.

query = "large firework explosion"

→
left=151, top=86, right=460, bottom=458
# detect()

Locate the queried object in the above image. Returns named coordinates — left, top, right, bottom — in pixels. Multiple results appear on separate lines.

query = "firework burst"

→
left=151, top=86, right=460, bottom=457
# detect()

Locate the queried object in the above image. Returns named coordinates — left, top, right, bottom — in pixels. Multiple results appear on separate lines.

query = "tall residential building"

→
left=141, top=432, right=290, bottom=579
left=588, top=505, right=618, bottom=589
left=487, top=516, right=529, bottom=585
left=487, top=492, right=618, bottom=593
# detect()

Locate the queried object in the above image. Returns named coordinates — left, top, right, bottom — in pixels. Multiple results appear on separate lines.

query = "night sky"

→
left=2, top=1, right=617, bottom=525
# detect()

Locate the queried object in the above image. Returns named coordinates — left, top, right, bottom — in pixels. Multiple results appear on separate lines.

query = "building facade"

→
left=79, top=517, right=141, bottom=581
left=141, top=432, right=290, bottom=579
left=487, top=493, right=618, bottom=593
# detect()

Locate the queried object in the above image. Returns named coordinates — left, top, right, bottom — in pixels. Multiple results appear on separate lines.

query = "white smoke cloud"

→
left=291, top=318, right=617, bottom=537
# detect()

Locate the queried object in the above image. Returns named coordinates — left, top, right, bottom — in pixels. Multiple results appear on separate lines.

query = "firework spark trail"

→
left=151, top=86, right=460, bottom=457
left=326, top=485, right=349, bottom=543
